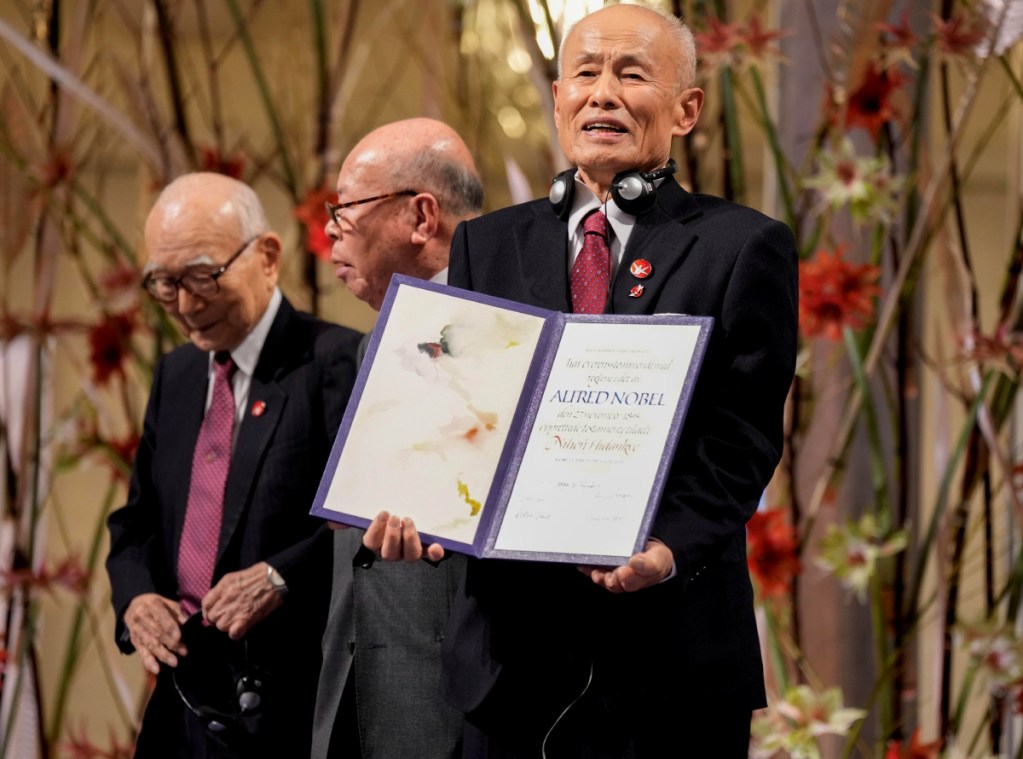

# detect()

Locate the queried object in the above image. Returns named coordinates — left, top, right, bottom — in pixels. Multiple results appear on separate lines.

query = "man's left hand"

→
left=579, top=540, right=673, bottom=593
left=202, top=562, right=284, bottom=639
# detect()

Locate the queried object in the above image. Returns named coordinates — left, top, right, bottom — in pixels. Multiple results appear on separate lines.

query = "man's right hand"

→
left=364, top=511, right=445, bottom=563
left=124, top=594, right=189, bottom=675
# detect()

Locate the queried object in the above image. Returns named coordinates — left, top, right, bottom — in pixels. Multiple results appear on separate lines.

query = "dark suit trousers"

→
left=461, top=673, right=752, bottom=759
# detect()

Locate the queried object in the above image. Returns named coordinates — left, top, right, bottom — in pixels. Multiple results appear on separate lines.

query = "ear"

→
left=552, top=80, right=561, bottom=126
left=257, top=232, right=282, bottom=282
left=672, top=87, right=704, bottom=138
left=409, top=193, right=441, bottom=246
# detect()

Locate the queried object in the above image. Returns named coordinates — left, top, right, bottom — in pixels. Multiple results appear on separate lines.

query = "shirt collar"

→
left=564, top=171, right=637, bottom=247
left=212, top=287, right=282, bottom=377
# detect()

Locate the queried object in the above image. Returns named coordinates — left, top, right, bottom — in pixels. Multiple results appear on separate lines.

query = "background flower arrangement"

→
left=0, top=0, right=1021, bottom=757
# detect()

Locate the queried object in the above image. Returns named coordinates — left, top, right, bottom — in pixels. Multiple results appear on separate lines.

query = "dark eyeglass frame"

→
left=324, top=190, right=418, bottom=227
left=141, top=234, right=263, bottom=303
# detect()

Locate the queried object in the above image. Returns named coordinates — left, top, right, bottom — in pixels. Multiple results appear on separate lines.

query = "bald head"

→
left=343, top=118, right=483, bottom=218
left=328, top=119, right=483, bottom=310
left=551, top=3, right=703, bottom=198
left=143, top=172, right=281, bottom=352
left=145, top=172, right=268, bottom=249
left=558, top=4, right=697, bottom=92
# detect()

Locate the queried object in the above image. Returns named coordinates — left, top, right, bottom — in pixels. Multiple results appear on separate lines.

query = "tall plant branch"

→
left=150, top=0, right=195, bottom=167
left=222, top=0, right=299, bottom=199
left=0, top=18, right=161, bottom=168
left=801, top=48, right=993, bottom=535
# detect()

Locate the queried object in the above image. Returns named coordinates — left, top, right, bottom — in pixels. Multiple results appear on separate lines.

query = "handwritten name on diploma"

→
left=546, top=389, right=667, bottom=406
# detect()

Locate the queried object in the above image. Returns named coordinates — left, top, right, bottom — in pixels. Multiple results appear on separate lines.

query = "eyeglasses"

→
left=141, top=234, right=262, bottom=303
left=324, top=190, right=417, bottom=227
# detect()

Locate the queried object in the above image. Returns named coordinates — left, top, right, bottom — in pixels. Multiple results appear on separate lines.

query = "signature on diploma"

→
left=513, top=511, right=551, bottom=521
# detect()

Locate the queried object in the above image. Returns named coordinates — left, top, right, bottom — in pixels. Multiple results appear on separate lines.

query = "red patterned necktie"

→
left=177, top=352, right=236, bottom=615
left=571, top=210, right=610, bottom=314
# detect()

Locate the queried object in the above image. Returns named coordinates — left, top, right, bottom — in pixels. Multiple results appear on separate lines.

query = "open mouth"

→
left=583, top=123, right=628, bottom=134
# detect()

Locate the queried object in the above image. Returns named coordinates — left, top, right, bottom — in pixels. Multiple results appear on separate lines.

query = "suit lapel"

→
left=170, top=349, right=211, bottom=564
left=518, top=203, right=571, bottom=312
left=610, top=181, right=703, bottom=315
left=217, top=300, right=294, bottom=565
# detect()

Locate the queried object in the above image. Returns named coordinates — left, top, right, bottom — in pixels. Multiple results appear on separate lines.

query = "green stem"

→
left=67, top=180, right=135, bottom=263
left=842, top=326, right=891, bottom=531
left=950, top=662, right=979, bottom=736
left=869, top=571, right=891, bottom=748
left=763, top=601, right=790, bottom=694
left=151, top=0, right=195, bottom=165
left=905, top=372, right=994, bottom=621
left=748, top=67, right=795, bottom=228
left=838, top=643, right=900, bottom=759
left=46, top=482, right=119, bottom=744
left=222, top=0, right=298, bottom=199
left=718, top=66, right=744, bottom=203
left=0, top=603, right=40, bottom=758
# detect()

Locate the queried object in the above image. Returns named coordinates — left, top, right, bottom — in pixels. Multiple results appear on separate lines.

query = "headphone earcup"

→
left=548, top=169, right=576, bottom=220
left=236, top=673, right=263, bottom=713
left=172, top=613, right=263, bottom=742
left=550, top=159, right=675, bottom=216
left=610, top=170, right=658, bottom=215
left=193, top=704, right=232, bottom=734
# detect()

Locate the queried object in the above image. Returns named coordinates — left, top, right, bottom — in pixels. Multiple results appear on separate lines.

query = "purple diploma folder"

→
left=310, top=274, right=711, bottom=564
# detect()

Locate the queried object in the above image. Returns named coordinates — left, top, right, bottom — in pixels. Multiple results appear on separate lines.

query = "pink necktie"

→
left=571, top=210, right=611, bottom=314
left=177, top=352, right=236, bottom=615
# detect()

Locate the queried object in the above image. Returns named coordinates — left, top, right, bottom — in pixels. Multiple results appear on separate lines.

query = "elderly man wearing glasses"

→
left=106, top=171, right=362, bottom=758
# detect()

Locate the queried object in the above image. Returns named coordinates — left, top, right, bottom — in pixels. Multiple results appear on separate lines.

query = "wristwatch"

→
left=266, top=564, right=289, bottom=595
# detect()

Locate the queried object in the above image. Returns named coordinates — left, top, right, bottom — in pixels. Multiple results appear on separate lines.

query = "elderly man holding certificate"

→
left=356, top=5, right=798, bottom=757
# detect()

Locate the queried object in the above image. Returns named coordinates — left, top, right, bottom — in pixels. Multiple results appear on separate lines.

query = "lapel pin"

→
left=629, top=259, right=653, bottom=279
left=629, top=284, right=645, bottom=298
left=251, top=400, right=267, bottom=417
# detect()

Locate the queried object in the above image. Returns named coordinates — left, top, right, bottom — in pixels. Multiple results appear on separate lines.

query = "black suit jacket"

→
left=106, top=298, right=361, bottom=757
left=441, top=180, right=797, bottom=727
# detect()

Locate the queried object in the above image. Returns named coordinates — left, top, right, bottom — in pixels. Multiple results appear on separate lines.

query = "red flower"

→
left=740, top=14, right=790, bottom=62
left=843, top=63, right=908, bottom=139
left=38, top=148, right=75, bottom=189
left=0, top=555, right=90, bottom=596
left=99, top=260, right=142, bottom=315
left=962, top=327, right=1023, bottom=373
left=932, top=10, right=987, bottom=58
left=88, top=314, right=137, bottom=386
left=198, top=145, right=246, bottom=180
left=746, top=508, right=801, bottom=598
left=1013, top=677, right=1023, bottom=714
left=108, top=433, right=140, bottom=468
left=102, top=432, right=141, bottom=483
left=65, top=722, right=134, bottom=759
left=691, top=14, right=740, bottom=62
left=294, top=187, right=335, bottom=262
left=695, top=14, right=789, bottom=72
left=50, top=555, right=90, bottom=595
left=876, top=11, right=920, bottom=70
left=1, top=309, right=24, bottom=340
left=884, top=728, right=942, bottom=759
left=799, top=247, right=882, bottom=341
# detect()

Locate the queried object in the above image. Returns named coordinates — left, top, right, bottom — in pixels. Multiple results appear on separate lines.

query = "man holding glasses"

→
left=106, top=172, right=361, bottom=757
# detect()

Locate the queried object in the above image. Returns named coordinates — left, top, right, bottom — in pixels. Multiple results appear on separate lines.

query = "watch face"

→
left=267, top=567, right=287, bottom=592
